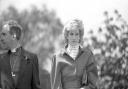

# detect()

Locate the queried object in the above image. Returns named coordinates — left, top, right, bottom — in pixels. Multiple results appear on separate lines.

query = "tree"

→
left=86, top=10, right=128, bottom=89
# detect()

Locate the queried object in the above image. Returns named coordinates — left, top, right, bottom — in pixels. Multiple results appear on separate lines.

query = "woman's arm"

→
left=86, top=51, right=98, bottom=89
left=50, top=55, right=62, bottom=89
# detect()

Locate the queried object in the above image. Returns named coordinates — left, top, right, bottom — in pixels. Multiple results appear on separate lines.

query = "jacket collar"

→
left=61, top=45, right=84, bottom=57
left=8, top=47, right=22, bottom=56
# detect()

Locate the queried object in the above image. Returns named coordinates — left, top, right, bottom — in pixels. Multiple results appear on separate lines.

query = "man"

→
left=0, top=20, right=40, bottom=89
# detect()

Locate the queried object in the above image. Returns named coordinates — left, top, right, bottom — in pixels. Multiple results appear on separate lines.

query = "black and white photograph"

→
left=0, top=0, right=128, bottom=89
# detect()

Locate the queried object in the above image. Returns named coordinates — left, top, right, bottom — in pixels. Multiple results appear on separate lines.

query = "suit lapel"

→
left=3, top=53, right=11, bottom=75
left=1, top=53, right=15, bottom=87
left=16, top=48, right=27, bottom=86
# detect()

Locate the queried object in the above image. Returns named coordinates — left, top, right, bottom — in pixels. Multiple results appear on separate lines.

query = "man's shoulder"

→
left=21, top=48, right=37, bottom=59
left=0, top=50, right=8, bottom=55
left=54, top=49, right=66, bottom=60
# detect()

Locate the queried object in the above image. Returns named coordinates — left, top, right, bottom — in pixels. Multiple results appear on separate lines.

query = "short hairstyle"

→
left=2, top=20, right=23, bottom=40
left=63, top=18, right=84, bottom=45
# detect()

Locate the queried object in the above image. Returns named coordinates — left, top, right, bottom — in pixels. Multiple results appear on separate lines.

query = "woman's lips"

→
left=72, top=40, right=77, bottom=42
left=0, top=40, right=6, bottom=46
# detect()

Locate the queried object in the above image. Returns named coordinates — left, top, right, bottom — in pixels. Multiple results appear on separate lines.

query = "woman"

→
left=51, top=18, right=98, bottom=89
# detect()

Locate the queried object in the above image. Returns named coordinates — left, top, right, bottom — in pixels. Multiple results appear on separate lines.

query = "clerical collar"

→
left=11, top=48, right=17, bottom=53
left=11, top=45, right=21, bottom=53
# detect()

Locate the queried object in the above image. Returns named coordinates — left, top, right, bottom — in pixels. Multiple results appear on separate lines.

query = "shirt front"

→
left=9, top=47, right=22, bottom=86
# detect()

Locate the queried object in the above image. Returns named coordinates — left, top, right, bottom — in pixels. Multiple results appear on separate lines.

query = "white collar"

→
left=66, top=44, right=80, bottom=60
left=11, top=45, right=21, bottom=53
left=67, top=44, right=79, bottom=50
left=11, top=48, right=17, bottom=52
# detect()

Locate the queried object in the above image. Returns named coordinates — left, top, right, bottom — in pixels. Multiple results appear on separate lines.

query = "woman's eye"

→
left=70, top=33, right=74, bottom=35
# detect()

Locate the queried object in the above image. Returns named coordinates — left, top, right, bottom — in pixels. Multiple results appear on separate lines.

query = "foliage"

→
left=86, top=10, right=128, bottom=89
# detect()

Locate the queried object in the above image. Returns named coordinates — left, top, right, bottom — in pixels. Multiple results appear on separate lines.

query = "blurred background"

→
left=0, top=0, right=128, bottom=89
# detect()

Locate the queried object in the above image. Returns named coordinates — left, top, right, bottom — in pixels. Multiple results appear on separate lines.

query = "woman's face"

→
left=67, top=28, right=80, bottom=46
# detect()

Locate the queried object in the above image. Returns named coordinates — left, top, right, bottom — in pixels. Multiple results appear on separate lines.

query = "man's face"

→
left=0, top=25, right=18, bottom=50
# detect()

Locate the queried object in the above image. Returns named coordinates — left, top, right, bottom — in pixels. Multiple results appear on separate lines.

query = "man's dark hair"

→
left=10, top=26, right=22, bottom=40
left=4, top=20, right=22, bottom=40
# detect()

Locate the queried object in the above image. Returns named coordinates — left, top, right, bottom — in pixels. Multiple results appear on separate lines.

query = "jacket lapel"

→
left=16, top=48, right=28, bottom=86
left=1, top=53, right=15, bottom=88
left=2, top=53, right=12, bottom=76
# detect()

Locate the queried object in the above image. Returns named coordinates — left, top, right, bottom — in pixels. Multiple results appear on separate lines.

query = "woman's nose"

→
left=0, top=37, right=5, bottom=42
left=72, top=35, right=76, bottom=38
left=0, top=39, right=4, bottom=43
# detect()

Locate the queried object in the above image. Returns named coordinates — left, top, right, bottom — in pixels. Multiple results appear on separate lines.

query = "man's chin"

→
left=0, top=44, right=9, bottom=50
left=0, top=47, right=9, bottom=50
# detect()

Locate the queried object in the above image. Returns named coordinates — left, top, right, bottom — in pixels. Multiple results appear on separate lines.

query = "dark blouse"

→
left=51, top=47, right=98, bottom=89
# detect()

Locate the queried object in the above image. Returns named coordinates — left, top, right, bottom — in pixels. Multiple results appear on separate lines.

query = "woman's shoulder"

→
left=52, top=49, right=72, bottom=65
left=54, top=48, right=66, bottom=57
left=81, top=47, right=93, bottom=55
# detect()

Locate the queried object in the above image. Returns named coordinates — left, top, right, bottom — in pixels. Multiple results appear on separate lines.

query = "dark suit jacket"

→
left=0, top=47, right=40, bottom=89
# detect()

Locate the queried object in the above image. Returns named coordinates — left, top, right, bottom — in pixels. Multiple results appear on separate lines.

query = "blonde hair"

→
left=63, top=18, right=84, bottom=46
